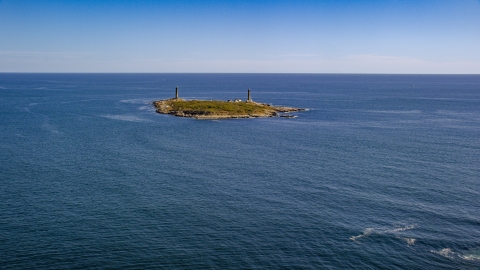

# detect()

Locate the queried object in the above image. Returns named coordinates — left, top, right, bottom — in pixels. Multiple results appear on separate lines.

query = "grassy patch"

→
left=170, top=100, right=273, bottom=115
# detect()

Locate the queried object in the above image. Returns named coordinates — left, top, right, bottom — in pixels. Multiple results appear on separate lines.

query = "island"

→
left=153, top=87, right=303, bottom=119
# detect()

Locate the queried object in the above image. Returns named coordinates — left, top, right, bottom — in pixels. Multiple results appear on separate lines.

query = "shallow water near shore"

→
left=1, top=73, right=479, bottom=269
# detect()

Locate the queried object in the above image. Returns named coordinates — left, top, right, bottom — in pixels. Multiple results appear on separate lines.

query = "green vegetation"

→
left=153, top=97, right=300, bottom=119
left=169, top=100, right=274, bottom=115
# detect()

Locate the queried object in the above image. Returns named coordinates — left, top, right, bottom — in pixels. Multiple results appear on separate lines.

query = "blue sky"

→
left=1, top=0, right=479, bottom=73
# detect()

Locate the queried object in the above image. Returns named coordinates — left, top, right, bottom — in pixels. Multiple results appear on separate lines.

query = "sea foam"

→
left=350, top=224, right=416, bottom=244
left=431, top=247, right=480, bottom=261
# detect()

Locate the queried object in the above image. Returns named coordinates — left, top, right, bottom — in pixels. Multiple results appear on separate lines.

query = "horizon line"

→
left=1, top=72, right=479, bottom=75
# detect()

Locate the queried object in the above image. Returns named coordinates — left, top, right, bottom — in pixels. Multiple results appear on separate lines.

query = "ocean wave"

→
left=350, top=228, right=374, bottom=241
left=461, top=254, right=480, bottom=261
left=120, top=99, right=151, bottom=104
left=431, top=247, right=480, bottom=261
left=350, top=224, right=416, bottom=244
left=60, top=99, right=105, bottom=104
left=42, top=120, right=61, bottom=135
left=367, top=110, right=422, bottom=114
left=387, top=224, right=416, bottom=233
left=101, top=114, right=151, bottom=123
left=401, top=237, right=416, bottom=246
left=16, top=106, right=31, bottom=113
left=461, top=247, right=480, bottom=261
left=138, top=105, right=151, bottom=111
left=435, top=110, right=480, bottom=120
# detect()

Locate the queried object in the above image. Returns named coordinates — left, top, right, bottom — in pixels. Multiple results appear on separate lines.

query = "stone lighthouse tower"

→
left=175, top=86, right=179, bottom=99
left=247, top=88, right=252, bottom=102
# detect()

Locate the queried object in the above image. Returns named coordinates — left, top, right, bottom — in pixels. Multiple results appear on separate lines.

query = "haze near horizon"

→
left=1, top=0, right=479, bottom=73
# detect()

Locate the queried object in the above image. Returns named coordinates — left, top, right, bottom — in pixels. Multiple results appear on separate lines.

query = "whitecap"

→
left=350, top=224, right=416, bottom=243
left=431, top=247, right=480, bottom=261
left=350, top=228, right=374, bottom=241
left=460, top=248, right=480, bottom=261
left=401, top=237, right=416, bottom=246
left=387, top=224, right=416, bottom=233
left=431, top=248, right=457, bottom=260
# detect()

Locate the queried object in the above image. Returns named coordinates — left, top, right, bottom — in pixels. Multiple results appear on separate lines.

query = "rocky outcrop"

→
left=153, top=98, right=302, bottom=119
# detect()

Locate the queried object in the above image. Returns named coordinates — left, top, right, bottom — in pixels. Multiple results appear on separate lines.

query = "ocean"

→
left=0, top=73, right=479, bottom=269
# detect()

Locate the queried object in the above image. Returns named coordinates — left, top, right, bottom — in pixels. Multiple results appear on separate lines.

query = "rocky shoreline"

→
left=153, top=98, right=302, bottom=119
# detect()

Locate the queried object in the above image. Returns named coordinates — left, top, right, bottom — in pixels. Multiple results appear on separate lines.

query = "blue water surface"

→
left=1, top=74, right=479, bottom=269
